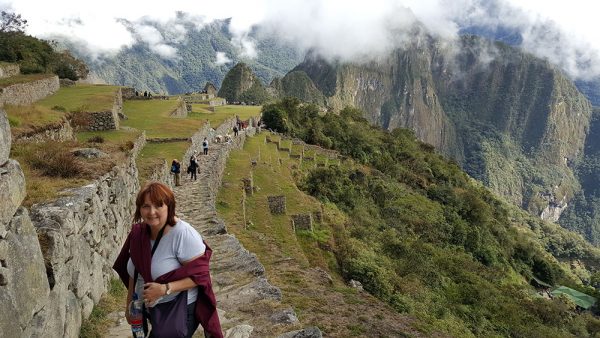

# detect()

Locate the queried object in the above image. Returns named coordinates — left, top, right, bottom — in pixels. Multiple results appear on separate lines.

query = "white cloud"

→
left=3, top=0, right=600, bottom=78
left=215, top=52, right=231, bottom=65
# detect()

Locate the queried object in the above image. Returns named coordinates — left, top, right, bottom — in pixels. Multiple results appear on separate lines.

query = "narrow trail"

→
left=105, top=130, right=305, bottom=338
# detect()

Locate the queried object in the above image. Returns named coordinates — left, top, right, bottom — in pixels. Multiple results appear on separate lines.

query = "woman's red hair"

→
left=133, top=182, right=177, bottom=226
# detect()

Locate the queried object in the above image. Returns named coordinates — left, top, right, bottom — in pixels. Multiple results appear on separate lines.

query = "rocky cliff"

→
left=217, top=62, right=271, bottom=104
left=275, top=35, right=592, bottom=221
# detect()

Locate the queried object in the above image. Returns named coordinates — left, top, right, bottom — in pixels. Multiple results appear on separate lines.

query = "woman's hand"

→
left=142, top=282, right=166, bottom=306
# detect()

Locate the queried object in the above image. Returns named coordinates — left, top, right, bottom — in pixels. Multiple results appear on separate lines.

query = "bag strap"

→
left=133, top=223, right=168, bottom=283
left=133, top=223, right=168, bottom=335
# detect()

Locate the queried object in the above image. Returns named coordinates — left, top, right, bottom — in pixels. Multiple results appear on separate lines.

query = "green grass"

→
left=137, top=141, right=189, bottom=184
left=190, top=104, right=261, bottom=127
left=80, top=278, right=128, bottom=338
left=76, top=129, right=141, bottom=144
left=0, top=73, right=53, bottom=88
left=122, top=99, right=205, bottom=138
left=4, top=104, right=66, bottom=137
left=217, top=133, right=323, bottom=268
left=37, top=84, right=120, bottom=112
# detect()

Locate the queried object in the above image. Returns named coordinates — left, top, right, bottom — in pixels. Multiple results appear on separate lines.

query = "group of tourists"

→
left=170, top=138, right=210, bottom=185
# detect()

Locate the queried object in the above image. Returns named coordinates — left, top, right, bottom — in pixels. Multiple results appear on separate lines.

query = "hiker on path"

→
left=188, top=152, right=198, bottom=181
left=202, top=138, right=209, bottom=155
left=113, top=182, right=223, bottom=338
left=170, top=159, right=181, bottom=186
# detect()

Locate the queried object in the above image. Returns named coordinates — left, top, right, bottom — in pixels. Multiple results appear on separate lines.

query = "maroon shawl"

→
left=113, top=223, right=223, bottom=338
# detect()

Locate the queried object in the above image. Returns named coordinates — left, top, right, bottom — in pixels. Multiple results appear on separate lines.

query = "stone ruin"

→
left=242, top=176, right=253, bottom=195
left=291, top=213, right=313, bottom=231
left=267, top=195, right=286, bottom=214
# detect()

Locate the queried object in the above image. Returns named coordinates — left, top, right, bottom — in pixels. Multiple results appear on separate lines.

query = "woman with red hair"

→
left=113, top=182, right=222, bottom=338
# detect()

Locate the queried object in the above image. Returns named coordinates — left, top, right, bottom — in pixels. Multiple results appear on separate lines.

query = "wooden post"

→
left=242, top=186, right=247, bottom=230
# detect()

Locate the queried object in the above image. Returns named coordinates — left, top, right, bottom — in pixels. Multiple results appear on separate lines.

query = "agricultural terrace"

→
left=190, top=104, right=261, bottom=127
left=38, top=84, right=119, bottom=112
left=0, top=73, right=55, bottom=88
left=215, top=133, right=410, bottom=337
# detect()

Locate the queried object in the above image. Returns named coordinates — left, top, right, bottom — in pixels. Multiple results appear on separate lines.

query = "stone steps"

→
left=105, top=128, right=318, bottom=338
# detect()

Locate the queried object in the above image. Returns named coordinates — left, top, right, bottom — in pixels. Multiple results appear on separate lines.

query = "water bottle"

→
left=129, top=293, right=145, bottom=338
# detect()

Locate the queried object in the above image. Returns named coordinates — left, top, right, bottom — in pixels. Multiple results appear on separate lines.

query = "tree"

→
left=0, top=11, right=27, bottom=33
left=52, top=50, right=89, bottom=80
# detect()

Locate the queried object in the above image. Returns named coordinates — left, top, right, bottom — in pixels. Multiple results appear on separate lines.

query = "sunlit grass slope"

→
left=38, top=84, right=120, bottom=112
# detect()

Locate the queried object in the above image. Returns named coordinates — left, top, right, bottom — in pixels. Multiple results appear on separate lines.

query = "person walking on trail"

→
left=188, top=152, right=198, bottom=181
left=170, top=159, right=181, bottom=186
left=113, top=182, right=223, bottom=338
left=233, top=125, right=238, bottom=137
left=202, top=138, right=209, bottom=155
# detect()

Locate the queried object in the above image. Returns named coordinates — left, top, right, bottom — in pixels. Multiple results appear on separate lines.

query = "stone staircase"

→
left=105, top=130, right=320, bottom=338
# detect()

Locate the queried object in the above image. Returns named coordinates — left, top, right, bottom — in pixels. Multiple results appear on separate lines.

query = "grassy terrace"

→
left=190, top=104, right=261, bottom=127
left=122, top=99, right=204, bottom=138
left=215, top=133, right=402, bottom=336
left=4, top=104, right=66, bottom=136
left=38, top=84, right=119, bottom=112
left=0, top=73, right=54, bottom=88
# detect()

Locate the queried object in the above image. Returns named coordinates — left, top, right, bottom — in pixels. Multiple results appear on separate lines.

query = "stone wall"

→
left=291, top=214, right=313, bottom=231
left=0, top=75, right=60, bottom=106
left=0, top=107, right=47, bottom=337
left=209, top=98, right=226, bottom=106
left=149, top=158, right=175, bottom=188
left=0, top=63, right=19, bottom=79
left=72, top=89, right=122, bottom=131
left=268, top=196, right=287, bottom=215
left=0, top=105, right=146, bottom=337
left=170, top=97, right=188, bottom=118
left=15, top=119, right=75, bottom=143
left=121, top=87, right=136, bottom=99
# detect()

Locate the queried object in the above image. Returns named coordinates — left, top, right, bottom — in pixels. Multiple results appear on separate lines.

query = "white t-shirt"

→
left=127, top=219, right=206, bottom=305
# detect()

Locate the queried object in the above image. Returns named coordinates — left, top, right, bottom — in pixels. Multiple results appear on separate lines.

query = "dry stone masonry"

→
left=0, top=75, right=60, bottom=106
left=268, top=195, right=287, bottom=214
left=291, top=214, right=313, bottom=231
left=15, top=118, right=75, bottom=143
left=0, top=105, right=146, bottom=337
left=72, top=88, right=123, bottom=131
left=0, top=63, right=20, bottom=79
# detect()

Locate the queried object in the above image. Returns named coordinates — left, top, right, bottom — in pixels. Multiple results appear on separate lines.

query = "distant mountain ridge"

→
left=72, top=19, right=303, bottom=95
left=460, top=25, right=600, bottom=106
left=267, top=34, right=595, bottom=243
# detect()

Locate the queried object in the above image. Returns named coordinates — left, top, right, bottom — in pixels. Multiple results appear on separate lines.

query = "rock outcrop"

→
left=218, top=63, right=271, bottom=104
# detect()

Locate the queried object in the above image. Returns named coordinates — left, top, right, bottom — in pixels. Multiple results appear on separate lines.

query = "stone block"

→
left=0, top=160, right=26, bottom=225
left=313, top=210, right=323, bottom=222
left=267, top=195, right=286, bottom=214
left=0, top=109, right=10, bottom=164
left=242, top=177, right=253, bottom=195
left=291, top=214, right=313, bottom=231
left=0, top=208, right=50, bottom=334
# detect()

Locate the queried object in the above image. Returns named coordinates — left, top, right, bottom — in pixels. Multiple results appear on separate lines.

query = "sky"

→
left=1, top=0, right=600, bottom=79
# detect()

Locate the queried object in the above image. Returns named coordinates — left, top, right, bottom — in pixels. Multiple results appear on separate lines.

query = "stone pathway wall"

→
left=106, top=125, right=321, bottom=337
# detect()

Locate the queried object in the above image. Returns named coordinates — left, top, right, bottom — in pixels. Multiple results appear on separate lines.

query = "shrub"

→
left=119, top=140, right=134, bottom=152
left=87, top=135, right=104, bottom=143
left=28, top=142, right=82, bottom=178
left=51, top=105, right=67, bottom=112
